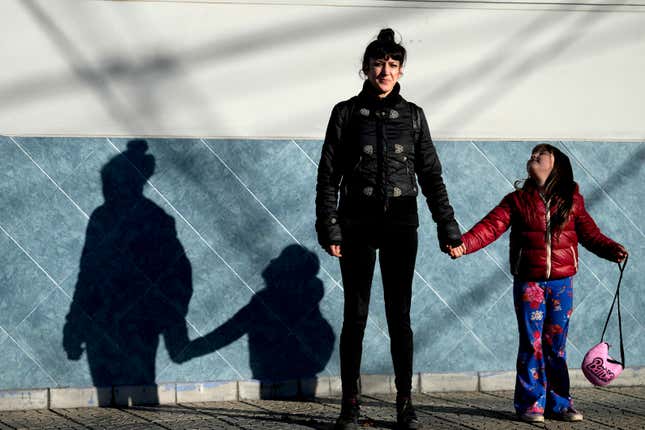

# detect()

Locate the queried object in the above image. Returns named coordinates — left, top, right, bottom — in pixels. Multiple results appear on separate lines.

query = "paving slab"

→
left=0, top=386, right=643, bottom=429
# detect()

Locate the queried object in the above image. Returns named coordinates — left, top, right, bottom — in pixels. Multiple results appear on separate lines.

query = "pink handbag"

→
left=582, top=257, right=627, bottom=386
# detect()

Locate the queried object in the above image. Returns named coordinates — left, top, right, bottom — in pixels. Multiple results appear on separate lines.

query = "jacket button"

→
left=402, top=156, right=407, bottom=161
left=330, top=217, right=337, bottom=224
left=393, top=187, right=402, bottom=197
left=363, top=187, right=373, bottom=196
left=363, top=145, right=374, bottom=155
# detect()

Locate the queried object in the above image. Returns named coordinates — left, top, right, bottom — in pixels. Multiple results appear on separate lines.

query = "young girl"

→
left=316, top=29, right=462, bottom=430
left=450, top=144, right=627, bottom=423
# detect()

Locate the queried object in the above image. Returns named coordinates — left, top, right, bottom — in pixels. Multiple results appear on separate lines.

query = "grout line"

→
left=290, top=139, right=319, bottom=168
left=201, top=138, right=342, bottom=290
left=560, top=141, right=644, bottom=239
left=0, top=223, right=71, bottom=301
left=414, top=270, right=497, bottom=360
left=12, top=289, right=57, bottom=332
left=9, top=137, right=89, bottom=220
left=1, top=329, right=58, bottom=387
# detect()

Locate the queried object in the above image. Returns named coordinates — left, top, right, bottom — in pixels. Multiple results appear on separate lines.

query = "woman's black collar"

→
left=358, top=80, right=402, bottom=107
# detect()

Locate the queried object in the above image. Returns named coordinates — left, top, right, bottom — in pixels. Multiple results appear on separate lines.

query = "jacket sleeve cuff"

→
left=316, top=217, right=342, bottom=247
left=437, top=220, right=463, bottom=249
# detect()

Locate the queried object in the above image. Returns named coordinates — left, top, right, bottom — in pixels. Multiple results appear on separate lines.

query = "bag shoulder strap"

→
left=601, top=255, right=628, bottom=366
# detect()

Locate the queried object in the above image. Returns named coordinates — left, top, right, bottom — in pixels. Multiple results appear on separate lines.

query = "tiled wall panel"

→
left=0, top=136, right=642, bottom=390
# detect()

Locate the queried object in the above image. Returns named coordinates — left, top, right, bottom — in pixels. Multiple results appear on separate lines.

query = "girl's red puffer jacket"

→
left=462, top=185, right=622, bottom=280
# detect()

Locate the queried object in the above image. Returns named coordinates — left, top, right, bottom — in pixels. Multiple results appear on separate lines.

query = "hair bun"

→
left=377, top=28, right=395, bottom=43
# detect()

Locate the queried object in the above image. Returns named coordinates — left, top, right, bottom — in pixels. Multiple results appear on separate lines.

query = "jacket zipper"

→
left=343, top=156, right=363, bottom=196
left=571, top=246, right=578, bottom=271
left=514, top=248, right=523, bottom=275
left=541, top=193, right=552, bottom=279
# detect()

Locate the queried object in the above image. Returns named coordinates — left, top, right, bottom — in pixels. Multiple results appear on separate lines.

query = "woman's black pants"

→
left=339, top=225, right=418, bottom=398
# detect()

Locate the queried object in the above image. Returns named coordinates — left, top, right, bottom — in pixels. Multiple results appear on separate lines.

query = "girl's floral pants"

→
left=513, top=277, right=574, bottom=414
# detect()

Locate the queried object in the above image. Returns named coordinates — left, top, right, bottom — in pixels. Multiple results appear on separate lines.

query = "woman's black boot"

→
left=335, top=397, right=360, bottom=430
left=396, top=396, right=421, bottom=430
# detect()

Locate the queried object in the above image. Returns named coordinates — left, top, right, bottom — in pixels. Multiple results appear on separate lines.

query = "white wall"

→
left=1, top=0, right=644, bottom=139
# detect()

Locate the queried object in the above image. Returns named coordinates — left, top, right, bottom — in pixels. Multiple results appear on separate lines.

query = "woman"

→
left=316, top=28, right=462, bottom=430
left=450, top=144, right=628, bottom=423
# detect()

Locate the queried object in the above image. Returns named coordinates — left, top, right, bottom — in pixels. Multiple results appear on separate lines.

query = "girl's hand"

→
left=448, top=243, right=467, bottom=259
left=327, top=244, right=342, bottom=258
left=614, top=244, right=628, bottom=263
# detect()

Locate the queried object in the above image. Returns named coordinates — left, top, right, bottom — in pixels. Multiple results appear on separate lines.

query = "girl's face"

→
left=366, top=57, right=402, bottom=97
left=527, top=149, right=555, bottom=186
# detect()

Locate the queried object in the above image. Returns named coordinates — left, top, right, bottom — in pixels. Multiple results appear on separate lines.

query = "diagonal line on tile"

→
left=290, top=139, right=319, bottom=167
left=105, top=138, right=255, bottom=297
left=9, top=136, right=89, bottom=220
left=201, top=139, right=342, bottom=291
left=414, top=271, right=497, bottom=360
left=560, top=141, right=644, bottom=238
left=200, top=138, right=391, bottom=343
left=12, top=288, right=57, bottom=333
left=0, top=327, right=58, bottom=387
left=0, top=223, right=69, bottom=299
left=470, top=141, right=645, bottom=332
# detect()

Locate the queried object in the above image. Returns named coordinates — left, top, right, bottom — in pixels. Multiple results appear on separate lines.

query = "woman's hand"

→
left=327, top=244, right=342, bottom=258
left=614, top=244, right=628, bottom=263
left=448, top=243, right=467, bottom=259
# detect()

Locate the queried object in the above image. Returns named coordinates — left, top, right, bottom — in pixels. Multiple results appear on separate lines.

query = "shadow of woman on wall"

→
left=62, top=140, right=192, bottom=406
left=183, top=244, right=335, bottom=399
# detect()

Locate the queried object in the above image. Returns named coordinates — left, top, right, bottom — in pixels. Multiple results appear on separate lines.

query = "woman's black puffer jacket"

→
left=316, top=81, right=462, bottom=250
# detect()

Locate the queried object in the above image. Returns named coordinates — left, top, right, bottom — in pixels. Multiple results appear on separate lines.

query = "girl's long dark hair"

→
left=515, top=144, right=576, bottom=236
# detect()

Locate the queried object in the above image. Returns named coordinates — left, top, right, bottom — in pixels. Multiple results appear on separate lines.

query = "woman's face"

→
left=527, top=149, right=555, bottom=186
left=366, top=56, right=402, bottom=96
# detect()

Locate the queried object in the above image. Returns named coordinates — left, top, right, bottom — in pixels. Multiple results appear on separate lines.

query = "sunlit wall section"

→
left=1, top=0, right=644, bottom=139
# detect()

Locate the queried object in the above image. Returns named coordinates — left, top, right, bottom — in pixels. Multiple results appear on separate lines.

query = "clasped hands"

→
left=446, top=243, right=466, bottom=259
left=327, top=243, right=467, bottom=259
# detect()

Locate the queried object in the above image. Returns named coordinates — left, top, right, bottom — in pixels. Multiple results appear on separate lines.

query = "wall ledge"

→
left=1, top=367, right=643, bottom=411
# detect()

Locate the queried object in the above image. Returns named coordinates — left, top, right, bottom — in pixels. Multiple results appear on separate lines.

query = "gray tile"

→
left=467, top=289, right=518, bottom=372
left=108, top=137, right=205, bottom=181
left=0, top=230, right=57, bottom=331
left=181, top=234, right=257, bottom=334
left=204, top=139, right=342, bottom=284
left=568, top=280, right=640, bottom=364
left=1, top=181, right=88, bottom=285
left=412, top=286, right=475, bottom=372
left=10, top=287, right=93, bottom=388
left=146, top=142, right=295, bottom=291
left=561, top=141, right=645, bottom=227
left=0, top=335, right=54, bottom=390
left=361, top=319, right=395, bottom=376
left=292, top=139, right=323, bottom=167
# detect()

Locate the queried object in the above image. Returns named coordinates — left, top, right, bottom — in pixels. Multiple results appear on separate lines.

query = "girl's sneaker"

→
left=551, top=407, right=583, bottom=422
left=518, top=412, right=545, bottom=423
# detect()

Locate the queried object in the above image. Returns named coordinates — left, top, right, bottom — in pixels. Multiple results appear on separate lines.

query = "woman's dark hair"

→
left=515, top=143, right=576, bottom=236
left=362, top=28, right=406, bottom=75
